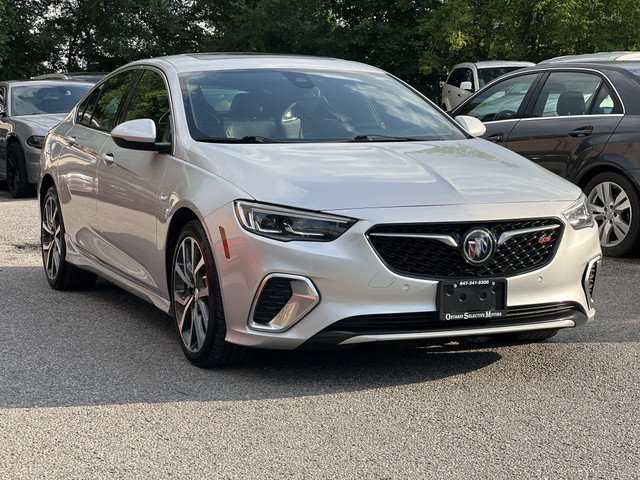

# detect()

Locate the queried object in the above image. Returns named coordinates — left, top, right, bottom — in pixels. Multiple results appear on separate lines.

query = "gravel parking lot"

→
left=0, top=181, right=639, bottom=479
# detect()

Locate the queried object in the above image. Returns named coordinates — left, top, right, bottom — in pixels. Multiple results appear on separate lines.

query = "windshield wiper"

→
left=195, top=135, right=282, bottom=143
left=349, top=134, right=430, bottom=142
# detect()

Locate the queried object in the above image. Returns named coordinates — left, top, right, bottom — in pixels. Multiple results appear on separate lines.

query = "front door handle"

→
left=102, top=152, right=114, bottom=165
left=486, top=132, right=504, bottom=143
left=64, top=135, right=76, bottom=145
left=569, top=126, right=593, bottom=137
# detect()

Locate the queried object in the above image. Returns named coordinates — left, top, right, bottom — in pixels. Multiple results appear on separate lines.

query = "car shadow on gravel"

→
left=0, top=266, right=506, bottom=409
left=0, top=259, right=637, bottom=410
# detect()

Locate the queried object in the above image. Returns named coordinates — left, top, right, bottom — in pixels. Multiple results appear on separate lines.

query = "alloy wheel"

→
left=173, top=236, right=210, bottom=353
left=41, top=194, right=63, bottom=280
left=588, top=181, right=632, bottom=248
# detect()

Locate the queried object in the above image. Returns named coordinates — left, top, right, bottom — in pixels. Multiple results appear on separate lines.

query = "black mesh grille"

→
left=253, top=277, right=293, bottom=324
left=367, top=218, right=563, bottom=279
left=322, top=302, right=578, bottom=335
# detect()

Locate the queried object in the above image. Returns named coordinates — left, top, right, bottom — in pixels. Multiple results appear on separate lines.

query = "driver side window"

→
left=124, top=70, right=172, bottom=143
left=459, top=73, right=539, bottom=122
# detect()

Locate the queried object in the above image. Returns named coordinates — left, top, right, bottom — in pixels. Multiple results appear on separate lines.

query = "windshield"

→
left=11, top=84, right=91, bottom=116
left=477, top=67, right=526, bottom=88
left=180, top=69, right=466, bottom=142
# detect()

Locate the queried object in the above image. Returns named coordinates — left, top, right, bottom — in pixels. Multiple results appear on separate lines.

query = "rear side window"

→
left=90, top=70, right=139, bottom=131
left=532, top=72, right=605, bottom=117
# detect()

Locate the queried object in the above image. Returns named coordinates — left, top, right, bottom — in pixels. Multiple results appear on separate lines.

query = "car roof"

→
left=122, top=53, right=386, bottom=75
left=451, top=60, right=536, bottom=69
left=1, top=79, right=94, bottom=87
left=540, top=51, right=640, bottom=64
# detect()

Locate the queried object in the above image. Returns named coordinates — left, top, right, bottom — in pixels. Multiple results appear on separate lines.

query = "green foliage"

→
left=1, top=0, right=640, bottom=99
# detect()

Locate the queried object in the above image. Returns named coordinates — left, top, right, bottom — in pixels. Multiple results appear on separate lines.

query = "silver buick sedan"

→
left=39, top=54, right=601, bottom=366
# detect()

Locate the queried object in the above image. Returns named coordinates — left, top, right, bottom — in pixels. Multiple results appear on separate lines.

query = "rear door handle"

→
left=569, top=126, right=593, bottom=137
left=102, top=152, right=114, bottom=165
left=486, top=132, right=504, bottom=143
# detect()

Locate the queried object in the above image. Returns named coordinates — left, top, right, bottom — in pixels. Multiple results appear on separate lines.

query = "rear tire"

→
left=7, top=143, right=35, bottom=198
left=585, top=171, right=640, bottom=257
left=41, top=186, right=97, bottom=290
left=171, top=220, right=247, bottom=367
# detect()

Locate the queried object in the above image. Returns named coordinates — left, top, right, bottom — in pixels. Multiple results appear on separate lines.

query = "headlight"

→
left=235, top=201, right=356, bottom=242
left=26, top=135, right=45, bottom=148
left=562, top=193, right=595, bottom=230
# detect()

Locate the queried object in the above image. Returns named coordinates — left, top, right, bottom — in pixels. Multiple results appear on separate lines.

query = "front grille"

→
left=321, top=302, right=578, bottom=335
left=253, top=277, right=293, bottom=324
left=367, top=219, right=563, bottom=279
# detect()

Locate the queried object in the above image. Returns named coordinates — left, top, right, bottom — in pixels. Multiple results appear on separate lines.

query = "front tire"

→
left=585, top=172, right=640, bottom=257
left=7, top=143, right=35, bottom=198
left=171, top=221, right=246, bottom=367
left=41, top=186, right=97, bottom=290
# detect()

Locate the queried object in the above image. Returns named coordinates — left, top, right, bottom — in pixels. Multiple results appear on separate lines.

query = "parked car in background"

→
left=39, top=54, right=600, bottom=366
left=451, top=60, right=640, bottom=256
left=32, top=72, right=107, bottom=84
left=0, top=80, right=92, bottom=197
left=441, top=60, right=535, bottom=110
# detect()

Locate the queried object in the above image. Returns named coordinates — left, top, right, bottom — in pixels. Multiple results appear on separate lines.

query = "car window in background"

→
left=459, top=73, right=538, bottom=121
left=448, top=68, right=474, bottom=89
left=181, top=69, right=467, bottom=142
left=477, top=67, right=526, bottom=88
left=124, top=69, right=172, bottom=142
left=0, top=87, right=5, bottom=106
left=10, top=85, right=91, bottom=116
left=90, top=70, right=139, bottom=131
left=532, top=72, right=604, bottom=117
left=590, top=84, right=619, bottom=114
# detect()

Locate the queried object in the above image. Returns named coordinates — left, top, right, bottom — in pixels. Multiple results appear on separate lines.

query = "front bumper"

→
left=206, top=201, right=601, bottom=350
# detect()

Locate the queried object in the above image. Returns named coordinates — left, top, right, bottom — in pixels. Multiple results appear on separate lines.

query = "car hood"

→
left=191, top=138, right=581, bottom=211
left=14, top=113, right=66, bottom=131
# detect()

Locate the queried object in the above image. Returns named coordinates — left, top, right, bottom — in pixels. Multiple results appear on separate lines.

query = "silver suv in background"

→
left=441, top=60, right=535, bottom=111
left=0, top=80, right=92, bottom=197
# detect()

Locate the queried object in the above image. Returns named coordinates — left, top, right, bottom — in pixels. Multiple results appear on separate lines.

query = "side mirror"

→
left=460, top=81, right=473, bottom=92
left=111, top=118, right=170, bottom=153
left=455, top=115, right=487, bottom=137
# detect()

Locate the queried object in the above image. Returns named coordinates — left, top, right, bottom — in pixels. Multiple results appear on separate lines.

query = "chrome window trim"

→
left=516, top=113, right=624, bottom=122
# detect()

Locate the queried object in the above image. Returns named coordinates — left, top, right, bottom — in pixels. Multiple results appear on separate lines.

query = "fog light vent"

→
left=249, top=274, right=320, bottom=331
left=253, top=277, right=293, bottom=324
left=583, top=256, right=601, bottom=308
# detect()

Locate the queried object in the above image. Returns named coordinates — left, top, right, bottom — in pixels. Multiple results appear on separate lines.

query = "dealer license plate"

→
left=437, top=278, right=507, bottom=321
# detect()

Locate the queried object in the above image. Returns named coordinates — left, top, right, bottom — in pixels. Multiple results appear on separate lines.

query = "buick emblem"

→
left=462, top=228, right=495, bottom=265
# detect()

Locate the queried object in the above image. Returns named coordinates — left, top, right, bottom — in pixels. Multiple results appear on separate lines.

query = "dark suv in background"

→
left=451, top=59, right=640, bottom=256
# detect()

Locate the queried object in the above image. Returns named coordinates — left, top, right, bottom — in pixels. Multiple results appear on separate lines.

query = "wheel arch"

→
left=164, top=206, right=202, bottom=297
left=576, top=163, right=640, bottom=193
left=39, top=173, right=55, bottom=207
